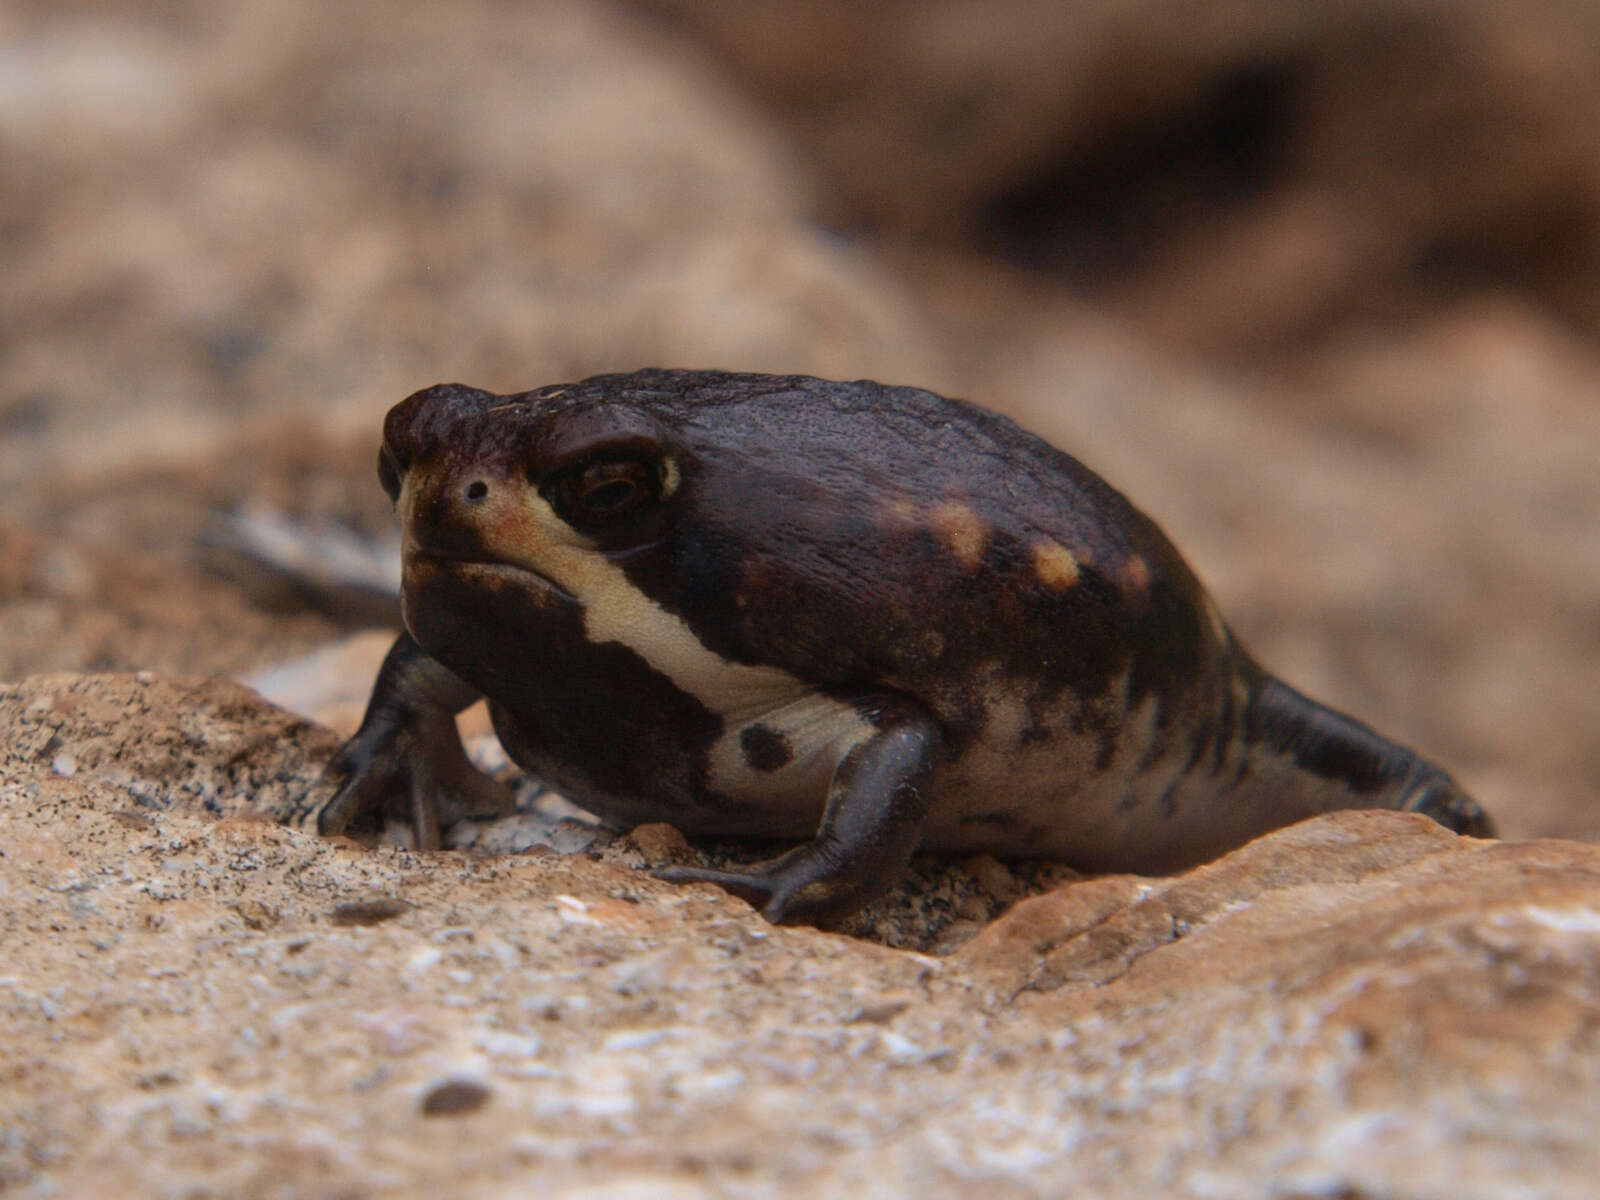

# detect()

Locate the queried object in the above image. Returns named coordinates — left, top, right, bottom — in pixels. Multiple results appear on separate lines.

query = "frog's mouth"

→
left=406, top=550, right=575, bottom=604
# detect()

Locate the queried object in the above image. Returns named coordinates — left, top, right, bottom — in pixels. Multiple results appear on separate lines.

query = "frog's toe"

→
left=318, top=739, right=403, bottom=837
left=655, top=864, right=793, bottom=919
left=316, top=775, right=368, bottom=838
left=318, top=722, right=513, bottom=848
left=655, top=854, right=869, bottom=925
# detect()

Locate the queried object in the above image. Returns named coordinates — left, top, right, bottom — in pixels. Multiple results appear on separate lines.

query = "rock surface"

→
left=3, top=673, right=1598, bottom=1196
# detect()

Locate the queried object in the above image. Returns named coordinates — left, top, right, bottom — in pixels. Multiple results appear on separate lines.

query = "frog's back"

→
left=579, top=371, right=1224, bottom=745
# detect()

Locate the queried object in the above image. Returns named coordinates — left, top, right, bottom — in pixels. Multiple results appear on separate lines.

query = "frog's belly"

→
left=921, top=723, right=1160, bottom=865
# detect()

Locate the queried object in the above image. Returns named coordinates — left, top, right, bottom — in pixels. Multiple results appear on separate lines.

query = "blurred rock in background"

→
left=640, top=0, right=1600, bottom=351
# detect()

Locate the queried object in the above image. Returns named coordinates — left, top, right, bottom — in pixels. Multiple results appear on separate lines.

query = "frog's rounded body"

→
left=321, top=370, right=1490, bottom=921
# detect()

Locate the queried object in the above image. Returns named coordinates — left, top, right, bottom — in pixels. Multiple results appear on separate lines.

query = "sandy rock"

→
left=0, top=672, right=337, bottom=826
left=2, top=671, right=1598, bottom=1196
left=0, top=519, right=343, bottom=681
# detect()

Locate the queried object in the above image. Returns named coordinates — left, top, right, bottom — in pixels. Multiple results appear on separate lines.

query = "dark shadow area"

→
left=980, top=58, right=1305, bottom=283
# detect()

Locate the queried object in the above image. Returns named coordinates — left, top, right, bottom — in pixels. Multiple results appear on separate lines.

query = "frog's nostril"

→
left=464, top=480, right=489, bottom=502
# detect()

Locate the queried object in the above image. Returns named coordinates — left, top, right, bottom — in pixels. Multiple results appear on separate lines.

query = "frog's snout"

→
left=400, top=461, right=511, bottom=563
left=379, top=382, right=524, bottom=550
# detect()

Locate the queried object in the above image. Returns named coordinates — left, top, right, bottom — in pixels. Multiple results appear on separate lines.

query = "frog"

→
left=317, top=369, right=1492, bottom=924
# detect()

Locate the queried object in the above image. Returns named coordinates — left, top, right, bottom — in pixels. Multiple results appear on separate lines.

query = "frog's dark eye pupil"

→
left=580, top=477, right=637, bottom=511
left=544, top=455, right=660, bottom=534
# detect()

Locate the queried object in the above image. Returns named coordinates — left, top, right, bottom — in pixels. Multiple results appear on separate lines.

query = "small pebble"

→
left=329, top=898, right=412, bottom=926
left=420, top=1078, right=492, bottom=1116
left=623, top=822, right=692, bottom=860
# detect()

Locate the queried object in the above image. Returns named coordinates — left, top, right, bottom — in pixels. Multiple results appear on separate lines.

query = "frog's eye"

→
left=542, top=453, right=663, bottom=535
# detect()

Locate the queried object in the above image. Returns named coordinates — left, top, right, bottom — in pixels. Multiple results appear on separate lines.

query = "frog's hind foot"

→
left=656, top=841, right=897, bottom=927
left=1399, top=765, right=1495, bottom=839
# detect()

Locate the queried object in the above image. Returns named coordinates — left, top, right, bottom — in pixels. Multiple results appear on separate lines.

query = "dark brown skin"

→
left=319, top=370, right=1492, bottom=924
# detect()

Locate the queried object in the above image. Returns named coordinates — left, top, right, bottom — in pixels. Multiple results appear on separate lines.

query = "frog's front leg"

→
left=658, top=702, right=941, bottom=924
left=318, top=633, right=515, bottom=848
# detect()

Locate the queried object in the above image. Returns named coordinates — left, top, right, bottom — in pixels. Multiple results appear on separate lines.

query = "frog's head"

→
left=376, top=377, right=713, bottom=666
left=382, top=380, right=684, bottom=563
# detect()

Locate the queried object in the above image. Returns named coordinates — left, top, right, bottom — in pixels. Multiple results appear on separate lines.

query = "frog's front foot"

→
left=319, top=716, right=514, bottom=849
left=316, top=633, right=513, bottom=849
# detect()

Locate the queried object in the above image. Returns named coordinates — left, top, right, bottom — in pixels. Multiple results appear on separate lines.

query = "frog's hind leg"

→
left=658, top=700, right=941, bottom=924
left=1227, top=670, right=1494, bottom=840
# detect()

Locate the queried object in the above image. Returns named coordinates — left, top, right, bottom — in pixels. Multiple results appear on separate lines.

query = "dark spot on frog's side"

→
left=740, top=724, right=793, bottom=772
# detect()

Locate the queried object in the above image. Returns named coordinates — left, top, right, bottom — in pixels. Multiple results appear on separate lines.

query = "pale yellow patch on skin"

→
left=707, top=694, right=872, bottom=808
left=1031, top=538, right=1080, bottom=591
left=406, top=468, right=828, bottom=723
left=658, top=455, right=681, bottom=500
left=928, top=500, right=989, bottom=570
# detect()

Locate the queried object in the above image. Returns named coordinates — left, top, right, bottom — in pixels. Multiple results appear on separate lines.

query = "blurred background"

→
left=2, top=0, right=1598, bottom=841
